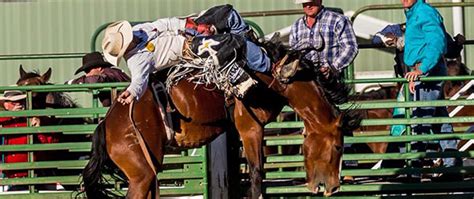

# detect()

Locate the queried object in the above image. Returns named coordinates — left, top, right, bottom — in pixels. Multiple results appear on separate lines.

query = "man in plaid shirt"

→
left=290, top=0, right=358, bottom=79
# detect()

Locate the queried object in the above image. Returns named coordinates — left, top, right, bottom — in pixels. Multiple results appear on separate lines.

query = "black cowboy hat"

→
left=74, top=52, right=114, bottom=75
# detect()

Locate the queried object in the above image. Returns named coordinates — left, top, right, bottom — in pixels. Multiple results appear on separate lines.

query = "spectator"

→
left=0, top=90, right=28, bottom=182
left=0, top=90, right=62, bottom=190
left=289, top=0, right=358, bottom=79
left=401, top=0, right=459, bottom=170
left=66, top=52, right=130, bottom=107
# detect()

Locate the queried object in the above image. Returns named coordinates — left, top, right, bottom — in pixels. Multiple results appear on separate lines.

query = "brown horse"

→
left=445, top=60, right=474, bottom=151
left=16, top=66, right=88, bottom=157
left=81, top=40, right=360, bottom=198
left=350, top=85, right=399, bottom=154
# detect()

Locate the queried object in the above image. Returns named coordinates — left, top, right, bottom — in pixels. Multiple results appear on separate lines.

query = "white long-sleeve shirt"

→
left=124, top=17, right=186, bottom=100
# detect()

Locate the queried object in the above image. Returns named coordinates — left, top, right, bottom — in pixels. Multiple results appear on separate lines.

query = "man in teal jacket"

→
left=402, top=0, right=459, bottom=169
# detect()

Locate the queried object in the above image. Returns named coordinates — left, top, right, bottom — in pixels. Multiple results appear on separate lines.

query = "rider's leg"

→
left=245, top=40, right=271, bottom=73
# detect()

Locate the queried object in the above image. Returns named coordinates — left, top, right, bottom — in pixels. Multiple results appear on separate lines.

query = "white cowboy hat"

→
left=294, top=0, right=316, bottom=4
left=102, top=20, right=133, bottom=66
left=0, top=90, right=26, bottom=101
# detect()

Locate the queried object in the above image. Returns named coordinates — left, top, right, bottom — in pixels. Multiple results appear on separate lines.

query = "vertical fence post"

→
left=26, top=90, right=35, bottom=193
left=403, top=82, right=412, bottom=168
left=202, top=146, right=209, bottom=199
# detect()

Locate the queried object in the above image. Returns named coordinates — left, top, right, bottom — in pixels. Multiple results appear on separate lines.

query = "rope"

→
left=164, top=50, right=239, bottom=96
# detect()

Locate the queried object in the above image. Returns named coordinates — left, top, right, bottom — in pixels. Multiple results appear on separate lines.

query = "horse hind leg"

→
left=108, top=128, right=161, bottom=199
left=235, top=120, right=264, bottom=198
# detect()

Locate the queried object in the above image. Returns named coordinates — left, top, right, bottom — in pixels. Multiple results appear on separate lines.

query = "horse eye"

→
left=334, top=145, right=343, bottom=152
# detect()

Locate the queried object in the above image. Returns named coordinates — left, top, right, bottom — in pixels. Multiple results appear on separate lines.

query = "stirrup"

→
left=272, top=54, right=299, bottom=83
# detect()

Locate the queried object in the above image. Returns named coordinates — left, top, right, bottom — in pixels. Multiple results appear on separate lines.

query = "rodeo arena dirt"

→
left=1, top=0, right=474, bottom=199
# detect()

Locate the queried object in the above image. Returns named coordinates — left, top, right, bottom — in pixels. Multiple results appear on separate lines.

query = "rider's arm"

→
left=125, top=51, right=155, bottom=100
left=332, top=16, right=358, bottom=72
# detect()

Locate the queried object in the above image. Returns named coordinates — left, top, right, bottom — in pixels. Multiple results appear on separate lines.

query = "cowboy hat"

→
left=102, top=20, right=133, bottom=66
left=0, top=90, right=26, bottom=101
left=294, top=0, right=316, bottom=4
left=74, top=52, right=114, bottom=75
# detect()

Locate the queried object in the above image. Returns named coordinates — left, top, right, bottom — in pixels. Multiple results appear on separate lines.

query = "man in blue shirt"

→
left=402, top=0, right=458, bottom=169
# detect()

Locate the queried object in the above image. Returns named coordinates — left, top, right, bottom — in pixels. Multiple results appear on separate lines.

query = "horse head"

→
left=16, top=65, right=77, bottom=109
left=249, top=42, right=361, bottom=196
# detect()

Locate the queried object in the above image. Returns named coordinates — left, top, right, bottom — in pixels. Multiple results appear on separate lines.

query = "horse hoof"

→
left=306, top=183, right=320, bottom=194
left=343, top=176, right=354, bottom=183
left=323, top=186, right=340, bottom=197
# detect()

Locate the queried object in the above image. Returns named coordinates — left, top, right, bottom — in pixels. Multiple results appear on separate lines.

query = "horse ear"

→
left=41, top=68, right=52, bottom=82
left=19, top=64, right=27, bottom=78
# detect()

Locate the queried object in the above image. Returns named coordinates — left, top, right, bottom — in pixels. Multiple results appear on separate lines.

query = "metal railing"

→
left=0, top=83, right=210, bottom=198
left=350, top=2, right=474, bottom=23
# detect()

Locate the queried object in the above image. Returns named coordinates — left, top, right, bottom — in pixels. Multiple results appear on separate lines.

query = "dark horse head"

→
left=17, top=65, right=77, bottom=109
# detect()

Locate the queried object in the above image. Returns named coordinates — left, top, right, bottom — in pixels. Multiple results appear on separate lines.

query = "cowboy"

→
left=186, top=4, right=271, bottom=73
left=103, top=18, right=254, bottom=105
left=289, top=0, right=358, bottom=79
left=66, top=52, right=130, bottom=107
left=401, top=0, right=459, bottom=172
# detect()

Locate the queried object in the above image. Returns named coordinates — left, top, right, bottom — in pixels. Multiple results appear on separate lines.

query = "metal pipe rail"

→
left=359, top=39, right=474, bottom=49
left=0, top=53, right=85, bottom=61
left=350, top=2, right=474, bottom=22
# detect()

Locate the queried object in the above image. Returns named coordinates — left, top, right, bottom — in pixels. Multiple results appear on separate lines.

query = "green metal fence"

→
left=260, top=76, right=474, bottom=198
left=0, top=83, right=209, bottom=198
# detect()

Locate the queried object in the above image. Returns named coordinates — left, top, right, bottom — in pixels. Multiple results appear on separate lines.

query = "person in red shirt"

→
left=0, top=90, right=28, bottom=180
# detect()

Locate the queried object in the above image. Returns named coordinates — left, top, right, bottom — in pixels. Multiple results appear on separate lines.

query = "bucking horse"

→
left=81, top=34, right=361, bottom=198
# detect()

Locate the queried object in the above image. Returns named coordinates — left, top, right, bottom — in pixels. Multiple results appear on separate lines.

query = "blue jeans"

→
left=245, top=40, right=270, bottom=73
left=411, top=61, right=458, bottom=167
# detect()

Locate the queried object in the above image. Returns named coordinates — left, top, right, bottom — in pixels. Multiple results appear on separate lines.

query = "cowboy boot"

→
left=227, top=60, right=257, bottom=99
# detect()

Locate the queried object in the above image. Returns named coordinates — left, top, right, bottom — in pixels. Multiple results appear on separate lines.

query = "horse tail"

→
left=80, top=121, right=122, bottom=199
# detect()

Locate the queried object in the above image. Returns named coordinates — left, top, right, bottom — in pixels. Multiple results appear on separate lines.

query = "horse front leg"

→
left=234, top=101, right=265, bottom=199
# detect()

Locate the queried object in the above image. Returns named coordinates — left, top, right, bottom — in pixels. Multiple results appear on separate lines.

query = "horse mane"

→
left=47, top=91, right=79, bottom=108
